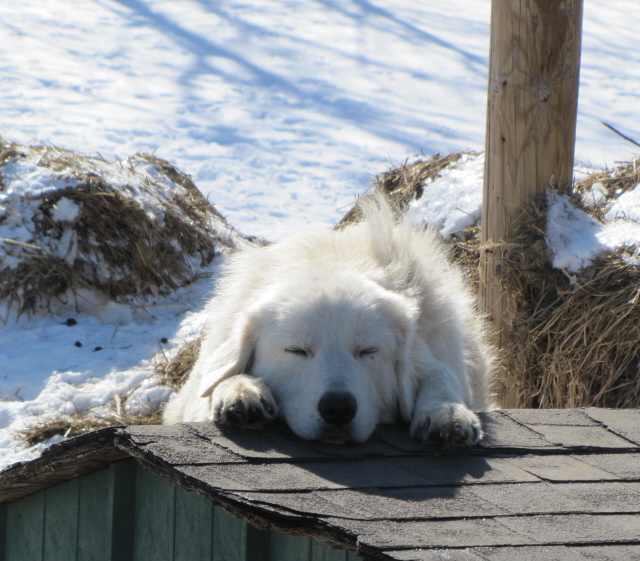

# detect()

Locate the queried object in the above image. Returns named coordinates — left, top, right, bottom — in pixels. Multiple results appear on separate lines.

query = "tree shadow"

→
left=106, top=0, right=487, bottom=154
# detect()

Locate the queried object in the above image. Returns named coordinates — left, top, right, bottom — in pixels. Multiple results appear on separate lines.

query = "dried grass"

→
left=456, top=160, right=640, bottom=409
left=20, top=410, right=163, bottom=446
left=573, top=159, right=640, bottom=219
left=500, top=193, right=640, bottom=409
left=0, top=140, right=246, bottom=319
left=0, top=139, right=247, bottom=445
left=337, top=152, right=464, bottom=227
left=522, top=255, right=640, bottom=408
left=157, top=336, right=203, bottom=391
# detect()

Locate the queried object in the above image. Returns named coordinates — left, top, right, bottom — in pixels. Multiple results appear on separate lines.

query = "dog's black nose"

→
left=318, top=391, right=357, bottom=426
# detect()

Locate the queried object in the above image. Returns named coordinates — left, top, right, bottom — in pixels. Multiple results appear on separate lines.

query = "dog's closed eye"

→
left=358, top=347, right=378, bottom=358
left=285, top=347, right=310, bottom=358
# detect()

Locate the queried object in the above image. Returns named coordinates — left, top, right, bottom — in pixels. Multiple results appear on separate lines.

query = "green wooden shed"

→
left=1, top=409, right=640, bottom=560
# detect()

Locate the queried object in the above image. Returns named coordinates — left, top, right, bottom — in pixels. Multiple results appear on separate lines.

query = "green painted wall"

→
left=0, top=460, right=359, bottom=561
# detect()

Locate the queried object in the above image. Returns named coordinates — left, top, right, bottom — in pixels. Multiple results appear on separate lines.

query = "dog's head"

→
left=199, top=270, right=418, bottom=443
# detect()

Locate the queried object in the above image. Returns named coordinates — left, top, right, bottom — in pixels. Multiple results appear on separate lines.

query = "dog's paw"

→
left=410, top=403, right=482, bottom=447
left=210, top=374, right=278, bottom=429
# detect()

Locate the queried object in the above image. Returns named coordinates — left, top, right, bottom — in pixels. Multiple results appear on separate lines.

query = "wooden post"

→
left=480, top=0, right=583, bottom=408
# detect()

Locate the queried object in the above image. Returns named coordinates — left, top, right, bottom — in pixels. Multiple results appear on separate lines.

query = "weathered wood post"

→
left=480, top=0, right=583, bottom=407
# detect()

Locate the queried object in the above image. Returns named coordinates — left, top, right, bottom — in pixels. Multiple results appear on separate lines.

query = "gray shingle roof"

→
left=1, top=409, right=640, bottom=560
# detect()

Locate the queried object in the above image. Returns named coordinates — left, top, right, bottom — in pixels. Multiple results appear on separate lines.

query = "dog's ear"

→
left=377, top=290, right=419, bottom=422
left=198, top=313, right=258, bottom=398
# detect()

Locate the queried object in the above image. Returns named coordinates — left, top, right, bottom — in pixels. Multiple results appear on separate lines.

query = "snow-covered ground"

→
left=2, top=0, right=639, bottom=239
left=0, top=0, right=639, bottom=469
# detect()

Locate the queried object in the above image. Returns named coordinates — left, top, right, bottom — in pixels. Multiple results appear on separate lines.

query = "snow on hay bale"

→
left=0, top=139, right=250, bottom=322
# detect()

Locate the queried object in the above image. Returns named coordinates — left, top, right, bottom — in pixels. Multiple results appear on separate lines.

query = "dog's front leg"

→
left=210, top=374, right=278, bottom=429
left=409, top=357, right=482, bottom=447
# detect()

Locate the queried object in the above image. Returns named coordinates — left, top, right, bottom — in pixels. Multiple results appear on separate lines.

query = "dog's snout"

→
left=318, top=391, right=357, bottom=426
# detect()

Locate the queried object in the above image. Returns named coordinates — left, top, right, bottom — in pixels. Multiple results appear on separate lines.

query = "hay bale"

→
left=501, top=163, right=640, bottom=409
left=0, top=139, right=251, bottom=320
left=427, top=157, right=639, bottom=409
left=518, top=253, right=640, bottom=408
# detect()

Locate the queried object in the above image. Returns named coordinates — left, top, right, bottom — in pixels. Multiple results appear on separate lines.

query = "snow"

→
left=0, top=278, right=210, bottom=466
left=582, top=182, right=608, bottom=209
left=410, top=153, right=484, bottom=236
left=1, top=0, right=639, bottom=240
left=0, top=0, right=639, bottom=469
left=545, top=191, right=608, bottom=273
left=546, top=188, right=640, bottom=272
left=50, top=198, right=82, bottom=222
left=606, top=183, right=640, bottom=222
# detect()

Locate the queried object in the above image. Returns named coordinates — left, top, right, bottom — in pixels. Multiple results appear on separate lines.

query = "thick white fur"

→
left=163, top=198, right=495, bottom=445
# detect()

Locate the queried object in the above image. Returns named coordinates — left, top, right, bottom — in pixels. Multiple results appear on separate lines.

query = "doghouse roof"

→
left=1, top=409, right=640, bottom=560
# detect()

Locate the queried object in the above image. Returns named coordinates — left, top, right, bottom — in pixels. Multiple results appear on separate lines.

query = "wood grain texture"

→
left=43, top=479, right=79, bottom=561
left=270, top=532, right=311, bottom=560
left=5, top=492, right=45, bottom=561
left=0, top=504, right=6, bottom=561
left=174, top=488, right=213, bottom=561
left=311, top=540, right=351, bottom=561
left=480, top=0, right=584, bottom=407
left=77, top=468, right=113, bottom=561
left=213, top=506, right=245, bottom=561
left=110, top=461, right=137, bottom=561
left=134, top=464, right=176, bottom=561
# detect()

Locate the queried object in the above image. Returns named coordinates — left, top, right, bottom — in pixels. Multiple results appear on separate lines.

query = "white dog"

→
left=163, top=197, right=495, bottom=446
